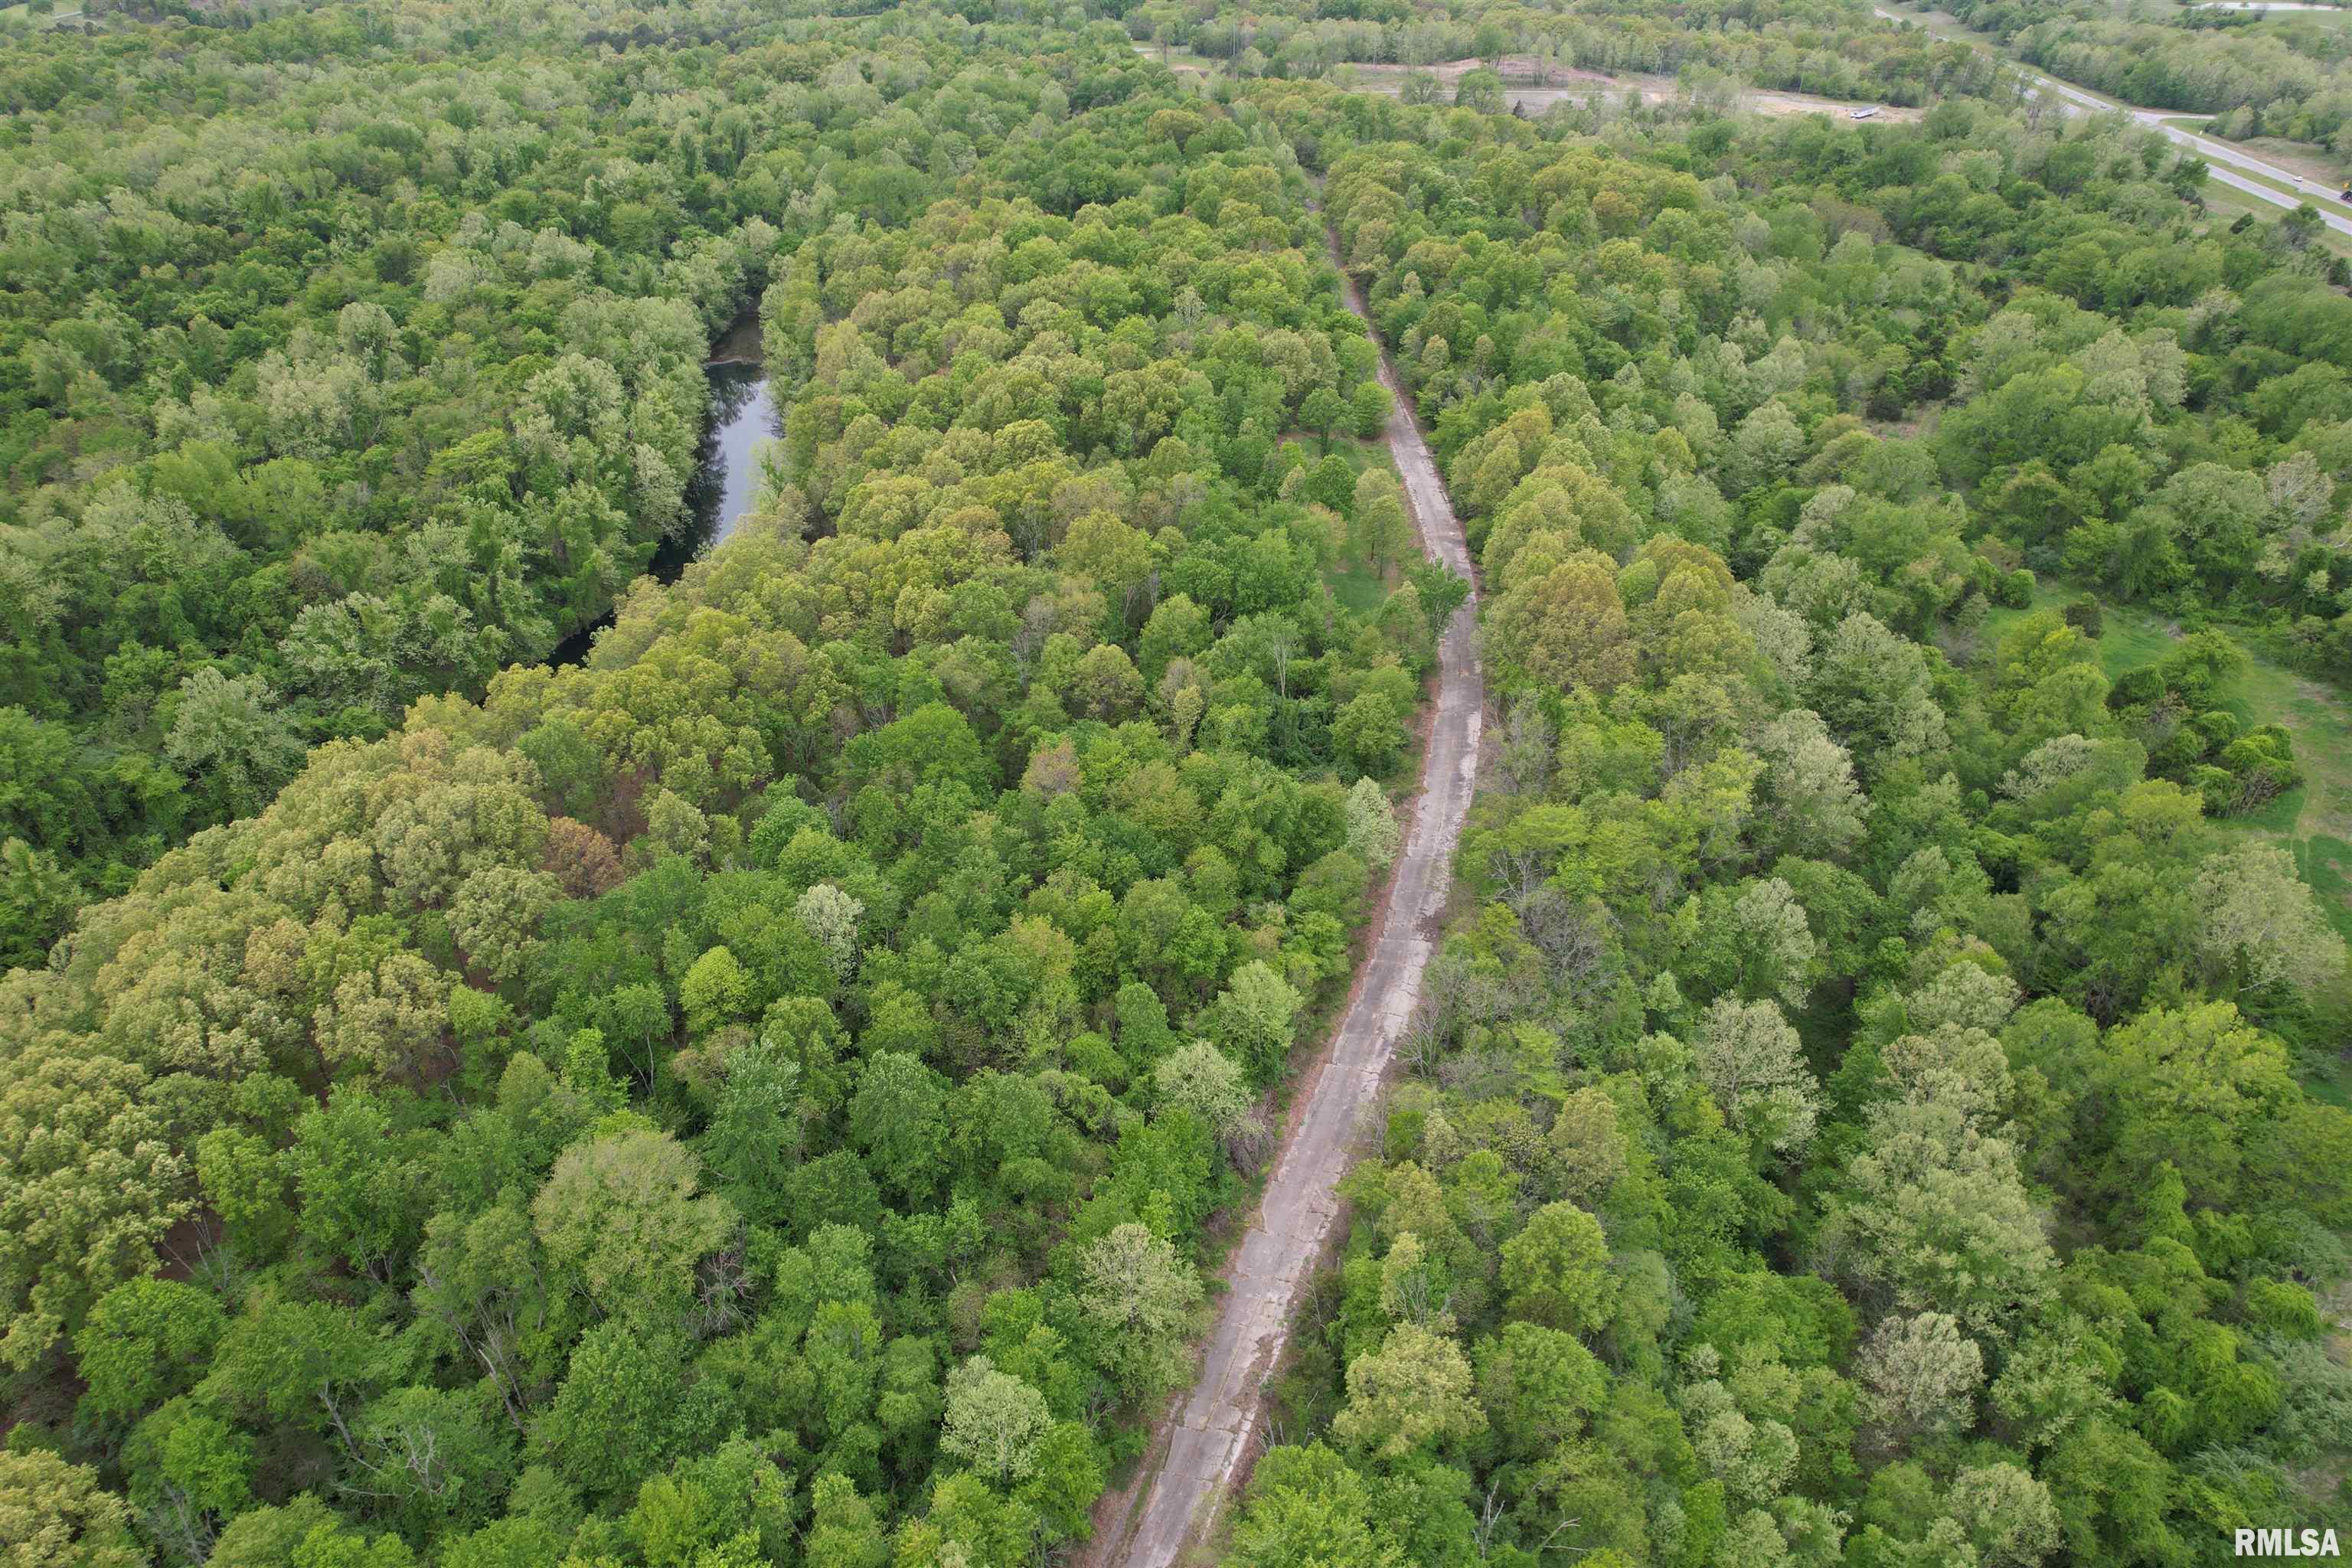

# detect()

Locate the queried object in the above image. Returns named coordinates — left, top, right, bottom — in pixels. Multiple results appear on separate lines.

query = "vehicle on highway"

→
left=1850, top=105, right=1878, bottom=119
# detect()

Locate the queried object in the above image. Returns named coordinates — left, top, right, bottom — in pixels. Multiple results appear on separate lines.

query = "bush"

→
left=2110, top=666, right=2166, bottom=709
left=2192, top=710, right=2243, bottom=749
left=2192, top=763, right=2239, bottom=815
left=1998, top=568, right=2037, bottom=609
left=2220, top=732, right=2301, bottom=811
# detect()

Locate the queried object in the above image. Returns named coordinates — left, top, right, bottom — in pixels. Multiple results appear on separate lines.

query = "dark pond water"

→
left=550, top=314, right=776, bottom=665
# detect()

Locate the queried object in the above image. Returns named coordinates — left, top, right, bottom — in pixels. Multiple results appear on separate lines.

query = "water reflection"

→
left=692, top=358, right=779, bottom=553
left=549, top=320, right=773, bottom=665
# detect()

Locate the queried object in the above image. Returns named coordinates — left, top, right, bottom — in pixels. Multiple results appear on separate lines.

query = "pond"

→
left=550, top=312, right=776, bottom=665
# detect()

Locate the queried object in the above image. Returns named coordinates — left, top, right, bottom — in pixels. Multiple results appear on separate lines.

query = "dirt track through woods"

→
left=1087, top=226, right=1486, bottom=1568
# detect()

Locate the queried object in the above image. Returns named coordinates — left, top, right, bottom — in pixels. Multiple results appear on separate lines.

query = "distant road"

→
left=1875, top=5, right=2352, bottom=237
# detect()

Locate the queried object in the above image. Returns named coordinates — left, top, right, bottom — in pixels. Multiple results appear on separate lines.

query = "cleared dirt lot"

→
left=1340, top=55, right=1926, bottom=120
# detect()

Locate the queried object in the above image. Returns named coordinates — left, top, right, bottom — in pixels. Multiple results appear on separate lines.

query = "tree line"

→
left=1122, top=0, right=2014, bottom=110
left=1922, top=0, right=2352, bottom=148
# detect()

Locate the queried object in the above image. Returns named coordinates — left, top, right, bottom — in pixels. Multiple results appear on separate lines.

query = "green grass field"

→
left=1325, top=565, right=1391, bottom=613
left=1287, top=433, right=1387, bottom=466
left=1305, top=438, right=1405, bottom=613
left=1129, top=38, right=1217, bottom=74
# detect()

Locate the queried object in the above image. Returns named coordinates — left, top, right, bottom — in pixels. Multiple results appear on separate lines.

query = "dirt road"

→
left=1087, top=235, right=1485, bottom=1567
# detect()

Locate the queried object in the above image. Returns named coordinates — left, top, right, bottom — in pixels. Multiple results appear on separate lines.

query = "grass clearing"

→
left=2001, top=589, right=2352, bottom=932
left=1283, top=432, right=1388, bottom=472
left=1976, top=577, right=2081, bottom=645
left=1129, top=39, right=1217, bottom=74
left=1310, top=438, right=1405, bottom=612
left=1981, top=584, right=2352, bottom=1089
left=2078, top=603, right=2181, bottom=684
left=1872, top=1, right=1981, bottom=47
left=2298, top=832, right=2352, bottom=952
left=1325, top=564, right=1391, bottom=613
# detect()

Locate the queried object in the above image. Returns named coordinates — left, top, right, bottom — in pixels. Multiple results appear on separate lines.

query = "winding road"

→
left=1089, top=231, right=1485, bottom=1567
left=1875, top=4, right=2352, bottom=237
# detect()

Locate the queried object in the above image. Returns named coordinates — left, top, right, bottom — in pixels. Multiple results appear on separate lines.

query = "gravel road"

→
left=1090, top=233, right=1485, bottom=1568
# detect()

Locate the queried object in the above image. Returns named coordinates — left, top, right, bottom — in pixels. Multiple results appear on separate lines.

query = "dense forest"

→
left=1, top=2, right=1456, bottom=1562
left=0, top=0, right=1091, bottom=961
left=4, top=0, right=2352, bottom=1565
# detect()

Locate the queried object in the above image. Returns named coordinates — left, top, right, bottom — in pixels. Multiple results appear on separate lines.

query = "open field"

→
left=1338, top=56, right=1926, bottom=120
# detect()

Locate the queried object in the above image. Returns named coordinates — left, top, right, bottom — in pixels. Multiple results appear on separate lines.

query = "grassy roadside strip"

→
left=2191, top=148, right=2352, bottom=220
left=2199, top=178, right=2352, bottom=253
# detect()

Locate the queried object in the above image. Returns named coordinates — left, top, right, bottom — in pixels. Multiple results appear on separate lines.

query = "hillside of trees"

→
left=5, top=0, right=2352, bottom=1565
left=1220, top=74, right=2352, bottom=1568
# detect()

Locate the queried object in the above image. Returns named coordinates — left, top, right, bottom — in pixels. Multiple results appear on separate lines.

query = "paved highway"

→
left=1875, top=5, right=2352, bottom=237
